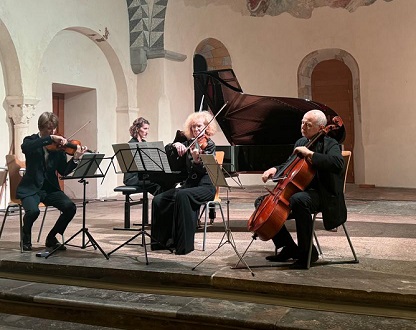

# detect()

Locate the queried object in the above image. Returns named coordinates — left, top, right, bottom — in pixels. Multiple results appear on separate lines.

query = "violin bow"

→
left=66, top=120, right=91, bottom=140
left=186, top=101, right=228, bottom=152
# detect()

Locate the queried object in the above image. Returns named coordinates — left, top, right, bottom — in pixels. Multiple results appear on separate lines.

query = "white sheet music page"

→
left=112, top=143, right=138, bottom=172
left=128, top=141, right=171, bottom=173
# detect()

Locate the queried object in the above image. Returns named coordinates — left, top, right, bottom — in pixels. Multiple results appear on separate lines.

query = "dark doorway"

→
left=312, top=59, right=355, bottom=183
left=193, top=54, right=208, bottom=112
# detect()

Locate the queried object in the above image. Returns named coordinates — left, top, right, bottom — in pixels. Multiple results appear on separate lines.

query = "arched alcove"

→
left=194, top=38, right=232, bottom=72
left=298, top=48, right=364, bottom=183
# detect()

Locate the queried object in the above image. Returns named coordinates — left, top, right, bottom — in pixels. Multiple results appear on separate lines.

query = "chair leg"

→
left=342, top=223, right=359, bottom=263
left=124, top=194, right=131, bottom=229
left=37, top=206, right=48, bottom=242
left=19, top=204, right=23, bottom=253
left=198, top=204, right=207, bottom=227
left=217, top=203, right=226, bottom=231
left=314, top=231, right=323, bottom=255
left=306, top=214, right=317, bottom=269
left=0, top=204, right=12, bottom=238
left=202, top=202, right=209, bottom=251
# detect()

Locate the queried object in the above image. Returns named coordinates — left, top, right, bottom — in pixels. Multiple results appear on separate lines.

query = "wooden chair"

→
left=306, top=150, right=359, bottom=268
left=198, top=151, right=225, bottom=251
left=0, top=155, right=50, bottom=251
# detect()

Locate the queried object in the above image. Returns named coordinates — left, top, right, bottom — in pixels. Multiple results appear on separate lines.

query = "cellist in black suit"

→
left=261, top=109, right=347, bottom=269
left=16, top=112, right=88, bottom=251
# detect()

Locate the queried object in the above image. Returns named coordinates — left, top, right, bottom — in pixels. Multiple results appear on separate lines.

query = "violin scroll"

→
left=322, top=116, right=343, bottom=135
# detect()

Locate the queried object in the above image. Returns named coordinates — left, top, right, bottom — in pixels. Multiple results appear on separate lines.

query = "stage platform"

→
left=0, top=184, right=415, bottom=329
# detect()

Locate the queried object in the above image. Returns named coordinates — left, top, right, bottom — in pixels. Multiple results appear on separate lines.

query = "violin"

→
left=46, top=138, right=92, bottom=155
left=194, top=134, right=209, bottom=152
left=46, top=121, right=93, bottom=155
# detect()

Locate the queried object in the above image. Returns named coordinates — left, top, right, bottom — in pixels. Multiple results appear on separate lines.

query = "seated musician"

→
left=123, top=117, right=172, bottom=195
left=259, top=109, right=346, bottom=269
left=151, top=111, right=217, bottom=255
left=17, top=112, right=88, bottom=251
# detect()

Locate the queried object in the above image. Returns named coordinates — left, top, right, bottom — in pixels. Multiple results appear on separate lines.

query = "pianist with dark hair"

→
left=123, top=117, right=165, bottom=195
left=259, top=109, right=346, bottom=269
left=151, top=111, right=217, bottom=255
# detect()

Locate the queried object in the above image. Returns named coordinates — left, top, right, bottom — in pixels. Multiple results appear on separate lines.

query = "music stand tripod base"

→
left=191, top=155, right=254, bottom=276
left=46, top=154, right=109, bottom=259
left=109, top=142, right=176, bottom=264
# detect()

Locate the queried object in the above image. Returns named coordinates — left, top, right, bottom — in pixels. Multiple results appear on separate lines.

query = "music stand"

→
left=46, top=153, right=109, bottom=259
left=192, top=154, right=254, bottom=276
left=109, top=141, right=173, bottom=264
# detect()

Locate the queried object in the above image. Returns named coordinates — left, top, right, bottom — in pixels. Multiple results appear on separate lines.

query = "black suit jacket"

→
left=16, top=134, right=77, bottom=199
left=276, top=135, right=347, bottom=230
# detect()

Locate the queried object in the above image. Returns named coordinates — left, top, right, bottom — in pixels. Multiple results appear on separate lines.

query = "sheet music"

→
left=72, top=153, right=105, bottom=178
left=112, top=141, right=172, bottom=173
left=200, top=154, right=228, bottom=187
left=112, top=143, right=138, bottom=172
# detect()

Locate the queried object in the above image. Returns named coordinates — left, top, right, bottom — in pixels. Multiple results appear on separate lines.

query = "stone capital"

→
left=6, top=96, right=40, bottom=125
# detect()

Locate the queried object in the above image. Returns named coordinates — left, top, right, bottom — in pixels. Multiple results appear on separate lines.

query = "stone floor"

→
left=0, top=184, right=415, bottom=329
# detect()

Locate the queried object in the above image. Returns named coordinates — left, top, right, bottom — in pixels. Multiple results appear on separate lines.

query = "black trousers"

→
left=21, top=190, right=76, bottom=241
left=151, top=183, right=215, bottom=255
left=272, top=189, right=321, bottom=259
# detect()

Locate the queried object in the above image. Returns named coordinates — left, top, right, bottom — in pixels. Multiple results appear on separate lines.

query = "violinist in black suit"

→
left=261, top=109, right=346, bottom=269
left=16, top=112, right=88, bottom=251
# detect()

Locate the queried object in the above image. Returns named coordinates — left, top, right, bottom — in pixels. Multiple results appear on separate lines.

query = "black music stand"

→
left=109, top=141, right=173, bottom=264
left=46, top=153, right=109, bottom=259
left=192, top=154, right=254, bottom=276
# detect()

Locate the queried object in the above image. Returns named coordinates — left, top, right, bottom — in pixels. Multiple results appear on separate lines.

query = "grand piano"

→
left=193, top=69, right=345, bottom=173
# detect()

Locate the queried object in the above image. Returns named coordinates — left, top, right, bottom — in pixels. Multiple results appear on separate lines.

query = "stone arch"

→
left=194, top=38, right=232, bottom=71
left=5, top=25, right=132, bottom=159
left=55, top=27, right=131, bottom=144
left=65, top=27, right=129, bottom=107
left=297, top=48, right=364, bottom=183
left=0, top=19, right=27, bottom=157
left=0, top=21, right=22, bottom=97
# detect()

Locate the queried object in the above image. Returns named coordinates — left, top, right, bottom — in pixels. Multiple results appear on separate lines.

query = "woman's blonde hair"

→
left=183, top=111, right=217, bottom=139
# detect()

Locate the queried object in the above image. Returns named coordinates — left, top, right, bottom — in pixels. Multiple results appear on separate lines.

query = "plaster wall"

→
left=0, top=0, right=133, bottom=100
left=0, top=0, right=133, bottom=199
left=0, top=64, right=8, bottom=160
left=36, top=31, right=118, bottom=199
left=157, top=0, right=415, bottom=188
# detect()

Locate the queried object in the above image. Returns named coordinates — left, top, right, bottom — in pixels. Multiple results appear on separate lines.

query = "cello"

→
left=247, top=116, right=343, bottom=241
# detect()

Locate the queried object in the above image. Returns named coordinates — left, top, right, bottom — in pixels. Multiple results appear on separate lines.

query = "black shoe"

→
left=209, top=210, right=216, bottom=224
left=289, top=247, right=319, bottom=269
left=45, top=236, right=66, bottom=251
left=22, top=232, right=32, bottom=251
left=265, top=245, right=299, bottom=262
left=22, top=243, right=32, bottom=251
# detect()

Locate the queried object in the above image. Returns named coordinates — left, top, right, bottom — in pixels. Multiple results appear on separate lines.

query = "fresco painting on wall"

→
left=246, top=0, right=394, bottom=18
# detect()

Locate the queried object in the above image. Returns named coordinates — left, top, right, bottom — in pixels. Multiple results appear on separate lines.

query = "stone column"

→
left=6, top=96, right=39, bottom=161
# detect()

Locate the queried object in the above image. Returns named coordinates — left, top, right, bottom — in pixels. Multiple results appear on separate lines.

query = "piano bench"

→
left=114, top=186, right=147, bottom=229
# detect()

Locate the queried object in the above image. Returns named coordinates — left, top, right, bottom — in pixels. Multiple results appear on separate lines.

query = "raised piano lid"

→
left=193, top=69, right=346, bottom=146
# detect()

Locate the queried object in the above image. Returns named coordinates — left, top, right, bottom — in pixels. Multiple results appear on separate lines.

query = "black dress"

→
left=151, top=138, right=216, bottom=255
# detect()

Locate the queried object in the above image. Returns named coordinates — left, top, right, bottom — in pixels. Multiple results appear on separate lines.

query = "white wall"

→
left=1, top=0, right=415, bottom=192
left=150, top=0, right=415, bottom=188
left=0, top=0, right=132, bottom=200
